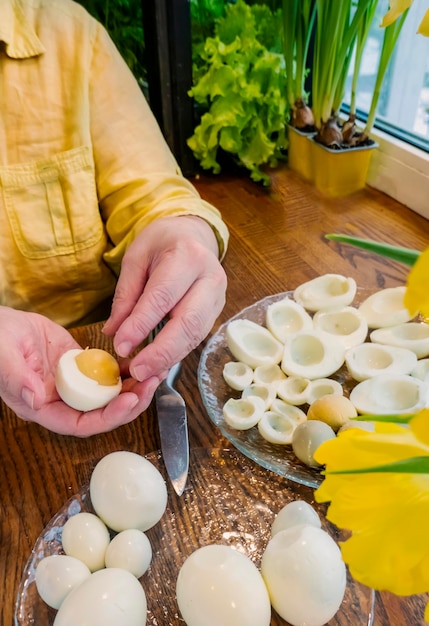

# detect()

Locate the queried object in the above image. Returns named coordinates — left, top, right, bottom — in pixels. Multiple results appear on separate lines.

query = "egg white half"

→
left=55, top=349, right=122, bottom=411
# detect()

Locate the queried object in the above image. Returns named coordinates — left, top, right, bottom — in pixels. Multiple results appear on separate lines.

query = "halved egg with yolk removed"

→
left=56, top=348, right=122, bottom=411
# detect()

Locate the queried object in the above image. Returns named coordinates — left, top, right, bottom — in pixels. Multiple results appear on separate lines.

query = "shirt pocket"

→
left=0, top=146, right=103, bottom=259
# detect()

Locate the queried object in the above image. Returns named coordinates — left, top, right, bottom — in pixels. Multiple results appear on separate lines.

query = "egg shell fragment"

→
left=345, top=343, right=417, bottom=382
left=370, top=322, right=429, bottom=359
left=226, top=319, right=283, bottom=368
left=349, top=374, right=428, bottom=415
left=261, top=525, right=346, bottom=626
left=293, top=273, right=357, bottom=312
left=223, top=396, right=266, bottom=430
left=176, top=545, right=271, bottom=626
left=312, top=306, right=368, bottom=349
left=281, top=330, right=345, bottom=380
left=53, top=567, right=147, bottom=626
left=55, top=348, right=122, bottom=412
left=358, top=286, right=416, bottom=329
left=266, top=297, right=313, bottom=342
left=89, top=451, right=167, bottom=533
left=35, top=555, right=91, bottom=610
left=61, top=512, right=110, bottom=572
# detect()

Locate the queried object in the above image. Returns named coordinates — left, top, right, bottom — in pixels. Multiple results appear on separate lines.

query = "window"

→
left=344, top=1, right=429, bottom=218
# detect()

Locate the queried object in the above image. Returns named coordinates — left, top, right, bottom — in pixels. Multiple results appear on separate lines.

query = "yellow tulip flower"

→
left=314, top=412, right=429, bottom=621
left=405, top=246, right=429, bottom=320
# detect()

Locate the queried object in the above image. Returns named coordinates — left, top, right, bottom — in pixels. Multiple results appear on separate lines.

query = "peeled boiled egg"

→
left=53, top=567, right=147, bottom=626
left=345, top=342, right=417, bottom=382
left=293, top=273, right=357, bottom=312
left=281, top=330, right=345, bottom=380
left=61, top=512, right=110, bottom=572
left=105, top=529, right=152, bottom=578
left=222, top=396, right=266, bottom=430
left=276, top=376, right=311, bottom=405
left=261, top=525, right=346, bottom=626
left=55, top=348, right=122, bottom=411
left=176, top=544, right=271, bottom=626
left=223, top=361, right=254, bottom=390
left=89, top=451, right=167, bottom=532
left=370, top=322, right=429, bottom=359
left=292, top=420, right=336, bottom=468
left=35, top=554, right=91, bottom=610
left=349, top=374, right=428, bottom=415
left=258, top=407, right=306, bottom=445
left=265, top=297, right=313, bottom=342
left=226, top=319, right=283, bottom=368
left=358, top=286, right=416, bottom=329
left=271, top=501, right=321, bottom=537
left=312, top=306, right=368, bottom=349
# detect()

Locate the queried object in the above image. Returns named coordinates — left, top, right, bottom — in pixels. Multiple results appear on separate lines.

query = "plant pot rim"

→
left=308, top=136, right=379, bottom=152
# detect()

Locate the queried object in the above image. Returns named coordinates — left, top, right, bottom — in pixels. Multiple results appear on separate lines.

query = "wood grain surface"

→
left=2, top=164, right=429, bottom=625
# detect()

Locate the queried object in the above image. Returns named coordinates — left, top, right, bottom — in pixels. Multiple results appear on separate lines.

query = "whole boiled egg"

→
left=89, top=451, right=167, bottom=532
left=35, top=554, right=91, bottom=610
left=176, top=544, right=271, bottom=626
left=53, top=567, right=147, bottom=626
left=261, top=525, right=346, bottom=626
left=56, top=348, right=122, bottom=411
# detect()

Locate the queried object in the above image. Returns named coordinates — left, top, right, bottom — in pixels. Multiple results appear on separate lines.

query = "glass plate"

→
left=198, top=291, right=366, bottom=489
left=14, top=448, right=374, bottom=626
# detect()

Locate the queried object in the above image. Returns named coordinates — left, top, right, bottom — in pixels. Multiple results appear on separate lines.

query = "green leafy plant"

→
left=283, top=0, right=411, bottom=148
left=187, top=0, right=287, bottom=185
left=76, top=0, right=145, bottom=83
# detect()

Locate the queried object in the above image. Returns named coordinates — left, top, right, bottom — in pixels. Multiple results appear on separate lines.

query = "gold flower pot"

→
left=309, top=138, right=378, bottom=197
left=287, top=125, right=316, bottom=182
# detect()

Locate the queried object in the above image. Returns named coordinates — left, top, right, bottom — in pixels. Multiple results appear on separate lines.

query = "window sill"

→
left=367, top=128, right=429, bottom=221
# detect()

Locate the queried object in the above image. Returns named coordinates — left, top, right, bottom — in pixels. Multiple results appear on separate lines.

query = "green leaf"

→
left=325, top=456, right=429, bottom=475
left=352, top=413, right=416, bottom=424
left=325, top=234, right=421, bottom=266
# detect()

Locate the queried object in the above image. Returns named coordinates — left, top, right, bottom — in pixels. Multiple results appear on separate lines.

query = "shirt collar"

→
left=0, top=0, right=45, bottom=59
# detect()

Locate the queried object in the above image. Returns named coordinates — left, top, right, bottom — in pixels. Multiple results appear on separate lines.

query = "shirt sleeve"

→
left=87, top=22, right=229, bottom=274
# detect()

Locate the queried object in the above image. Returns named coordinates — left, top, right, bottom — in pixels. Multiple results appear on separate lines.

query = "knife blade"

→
left=155, top=360, right=189, bottom=496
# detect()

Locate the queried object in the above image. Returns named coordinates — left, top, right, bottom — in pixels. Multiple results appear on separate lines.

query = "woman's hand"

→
left=103, top=215, right=227, bottom=383
left=0, top=307, right=159, bottom=436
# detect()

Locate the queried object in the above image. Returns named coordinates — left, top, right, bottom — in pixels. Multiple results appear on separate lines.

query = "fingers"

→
left=131, top=272, right=226, bottom=383
left=29, top=377, right=160, bottom=437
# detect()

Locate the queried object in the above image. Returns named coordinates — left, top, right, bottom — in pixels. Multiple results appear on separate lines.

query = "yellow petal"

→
left=317, top=472, right=429, bottom=595
left=405, top=246, right=429, bottom=319
left=314, top=423, right=429, bottom=472
left=381, top=0, right=413, bottom=27
left=417, top=8, right=429, bottom=36
left=410, top=410, right=429, bottom=446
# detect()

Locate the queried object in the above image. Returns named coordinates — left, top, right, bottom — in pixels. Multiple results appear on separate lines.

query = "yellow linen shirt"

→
left=0, top=0, right=229, bottom=327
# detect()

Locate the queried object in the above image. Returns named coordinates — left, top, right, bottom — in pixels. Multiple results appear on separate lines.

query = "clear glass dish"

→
left=198, top=291, right=365, bottom=489
left=14, top=448, right=374, bottom=626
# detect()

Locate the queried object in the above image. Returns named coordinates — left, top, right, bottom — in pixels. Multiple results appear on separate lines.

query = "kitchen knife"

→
left=155, top=360, right=189, bottom=496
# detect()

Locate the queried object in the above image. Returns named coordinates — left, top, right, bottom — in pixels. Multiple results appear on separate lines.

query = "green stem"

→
left=325, top=233, right=421, bottom=266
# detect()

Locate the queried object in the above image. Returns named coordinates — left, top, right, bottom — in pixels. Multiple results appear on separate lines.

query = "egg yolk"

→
left=75, top=349, right=120, bottom=386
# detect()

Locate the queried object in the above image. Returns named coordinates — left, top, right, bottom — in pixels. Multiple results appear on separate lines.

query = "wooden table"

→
left=2, top=165, right=429, bottom=625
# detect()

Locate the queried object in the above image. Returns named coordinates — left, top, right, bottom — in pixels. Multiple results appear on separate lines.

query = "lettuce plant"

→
left=187, top=0, right=287, bottom=185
